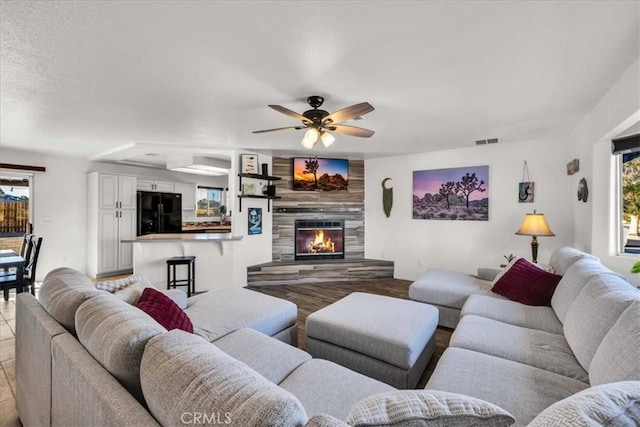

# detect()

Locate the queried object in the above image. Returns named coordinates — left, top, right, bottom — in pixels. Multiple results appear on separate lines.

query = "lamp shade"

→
left=515, top=211, right=555, bottom=237
left=301, top=128, right=319, bottom=149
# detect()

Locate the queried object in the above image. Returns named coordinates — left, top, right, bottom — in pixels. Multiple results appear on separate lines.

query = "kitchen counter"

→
left=182, top=222, right=232, bottom=233
left=121, top=233, right=243, bottom=292
left=122, top=233, right=242, bottom=243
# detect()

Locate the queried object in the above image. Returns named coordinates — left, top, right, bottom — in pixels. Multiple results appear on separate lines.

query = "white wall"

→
left=364, top=138, right=572, bottom=280
left=0, top=148, right=91, bottom=278
left=568, top=58, right=640, bottom=280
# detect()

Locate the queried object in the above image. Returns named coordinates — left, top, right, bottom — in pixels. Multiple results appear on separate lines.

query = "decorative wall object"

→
left=241, top=154, right=259, bottom=174
left=413, top=165, right=489, bottom=221
left=519, top=182, right=535, bottom=203
left=381, top=178, right=393, bottom=218
left=567, top=159, right=580, bottom=175
left=519, top=161, right=534, bottom=203
left=248, top=207, right=262, bottom=235
left=242, top=183, right=256, bottom=195
left=577, top=178, right=589, bottom=202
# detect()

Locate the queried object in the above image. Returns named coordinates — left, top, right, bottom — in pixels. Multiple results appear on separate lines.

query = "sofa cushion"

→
left=280, top=359, right=395, bottom=421
left=461, top=294, right=563, bottom=334
left=527, top=381, right=640, bottom=427
left=136, top=287, right=193, bottom=333
left=346, top=390, right=515, bottom=427
left=185, top=287, right=297, bottom=342
left=449, top=315, right=588, bottom=383
left=563, top=274, right=640, bottom=371
left=491, top=258, right=562, bottom=306
left=547, top=247, right=598, bottom=276
left=37, top=267, right=106, bottom=334
left=425, top=348, right=589, bottom=426
left=213, top=327, right=311, bottom=384
left=74, top=294, right=166, bottom=402
left=589, top=301, right=640, bottom=386
left=409, top=269, right=501, bottom=310
left=140, top=329, right=308, bottom=426
left=551, top=258, right=628, bottom=324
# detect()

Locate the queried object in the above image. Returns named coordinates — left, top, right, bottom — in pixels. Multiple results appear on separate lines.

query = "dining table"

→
left=0, top=249, right=27, bottom=298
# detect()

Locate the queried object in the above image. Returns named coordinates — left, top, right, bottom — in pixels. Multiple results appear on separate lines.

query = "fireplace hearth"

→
left=295, top=219, right=345, bottom=260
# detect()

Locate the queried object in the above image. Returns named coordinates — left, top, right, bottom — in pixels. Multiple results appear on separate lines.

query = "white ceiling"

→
left=1, top=1, right=638, bottom=166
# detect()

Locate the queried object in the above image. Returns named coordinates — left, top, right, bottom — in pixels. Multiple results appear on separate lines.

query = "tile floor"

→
left=0, top=292, right=21, bottom=427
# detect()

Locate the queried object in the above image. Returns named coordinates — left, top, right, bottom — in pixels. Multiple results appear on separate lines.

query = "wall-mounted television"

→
left=293, top=157, right=349, bottom=191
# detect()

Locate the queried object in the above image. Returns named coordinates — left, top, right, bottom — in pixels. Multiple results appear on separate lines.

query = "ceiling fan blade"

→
left=252, top=125, right=306, bottom=134
left=268, top=105, right=309, bottom=123
left=327, top=124, right=375, bottom=138
left=323, top=102, right=374, bottom=124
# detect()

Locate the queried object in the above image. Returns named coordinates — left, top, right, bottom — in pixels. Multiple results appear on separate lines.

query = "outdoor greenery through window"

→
left=197, top=186, right=224, bottom=217
left=622, top=151, right=640, bottom=254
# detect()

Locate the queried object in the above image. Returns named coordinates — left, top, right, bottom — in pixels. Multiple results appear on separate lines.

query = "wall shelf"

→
left=237, top=173, right=282, bottom=212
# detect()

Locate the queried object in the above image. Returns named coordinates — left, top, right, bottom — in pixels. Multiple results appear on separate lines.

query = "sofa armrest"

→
left=477, top=267, right=502, bottom=282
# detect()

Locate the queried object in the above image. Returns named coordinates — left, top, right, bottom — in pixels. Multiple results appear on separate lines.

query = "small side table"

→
left=166, top=256, right=196, bottom=297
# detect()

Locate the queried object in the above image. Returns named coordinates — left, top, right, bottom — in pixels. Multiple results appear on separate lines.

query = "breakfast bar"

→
left=122, top=233, right=243, bottom=292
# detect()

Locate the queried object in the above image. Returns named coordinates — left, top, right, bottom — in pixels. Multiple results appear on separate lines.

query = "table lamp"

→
left=515, top=210, right=555, bottom=263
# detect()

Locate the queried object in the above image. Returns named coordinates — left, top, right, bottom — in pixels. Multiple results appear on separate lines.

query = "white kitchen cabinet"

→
left=137, top=179, right=174, bottom=192
left=174, top=182, right=197, bottom=211
left=87, top=172, right=137, bottom=277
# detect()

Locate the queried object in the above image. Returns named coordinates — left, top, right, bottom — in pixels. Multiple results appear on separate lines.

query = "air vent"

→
left=475, top=138, right=498, bottom=145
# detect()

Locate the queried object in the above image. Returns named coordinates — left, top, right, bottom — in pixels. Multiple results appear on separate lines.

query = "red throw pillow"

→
left=491, top=258, right=562, bottom=306
left=136, top=287, right=193, bottom=333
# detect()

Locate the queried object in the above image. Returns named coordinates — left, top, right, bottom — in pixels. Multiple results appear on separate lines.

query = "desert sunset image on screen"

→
left=293, top=158, right=349, bottom=191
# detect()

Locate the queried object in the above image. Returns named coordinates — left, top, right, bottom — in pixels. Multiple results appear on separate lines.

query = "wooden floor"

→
left=249, top=278, right=452, bottom=388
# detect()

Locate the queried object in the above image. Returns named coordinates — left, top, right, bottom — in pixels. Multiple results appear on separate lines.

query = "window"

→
left=196, top=186, right=224, bottom=217
left=614, top=132, right=640, bottom=255
left=621, top=151, right=640, bottom=254
left=0, top=173, right=32, bottom=235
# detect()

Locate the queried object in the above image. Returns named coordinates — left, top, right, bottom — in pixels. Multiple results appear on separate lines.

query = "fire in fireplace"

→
left=295, top=220, right=345, bottom=260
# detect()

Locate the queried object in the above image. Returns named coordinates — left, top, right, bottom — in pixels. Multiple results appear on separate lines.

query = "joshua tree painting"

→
left=413, top=166, right=489, bottom=221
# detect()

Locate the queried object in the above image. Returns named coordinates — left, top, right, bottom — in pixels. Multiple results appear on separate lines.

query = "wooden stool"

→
left=166, top=256, right=196, bottom=297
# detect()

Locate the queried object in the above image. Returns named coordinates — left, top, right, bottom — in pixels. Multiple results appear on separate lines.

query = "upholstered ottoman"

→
left=305, top=292, right=438, bottom=389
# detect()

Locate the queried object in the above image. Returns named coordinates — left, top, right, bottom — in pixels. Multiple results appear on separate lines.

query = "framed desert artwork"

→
left=413, top=165, right=489, bottom=221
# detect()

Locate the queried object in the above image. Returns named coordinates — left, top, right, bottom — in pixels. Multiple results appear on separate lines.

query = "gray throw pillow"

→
left=527, top=381, right=640, bottom=427
left=346, top=390, right=515, bottom=427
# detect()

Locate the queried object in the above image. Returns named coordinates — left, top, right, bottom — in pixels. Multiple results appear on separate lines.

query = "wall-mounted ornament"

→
left=519, top=161, right=534, bottom=203
left=567, top=159, right=579, bottom=175
left=382, top=178, right=393, bottom=218
left=577, top=178, right=589, bottom=202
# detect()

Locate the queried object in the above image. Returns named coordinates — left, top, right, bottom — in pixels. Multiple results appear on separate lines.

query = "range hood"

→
left=166, top=155, right=231, bottom=176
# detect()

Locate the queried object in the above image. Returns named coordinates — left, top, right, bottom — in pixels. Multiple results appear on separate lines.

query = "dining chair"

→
left=19, top=233, right=34, bottom=257
left=0, top=235, right=43, bottom=300
left=22, top=236, right=43, bottom=295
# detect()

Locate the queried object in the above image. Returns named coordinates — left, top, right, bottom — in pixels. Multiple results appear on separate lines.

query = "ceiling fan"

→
left=252, top=96, right=375, bottom=149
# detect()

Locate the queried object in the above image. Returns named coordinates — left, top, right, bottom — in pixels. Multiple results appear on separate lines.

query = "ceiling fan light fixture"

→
left=301, top=127, right=319, bottom=149
left=320, top=131, right=335, bottom=147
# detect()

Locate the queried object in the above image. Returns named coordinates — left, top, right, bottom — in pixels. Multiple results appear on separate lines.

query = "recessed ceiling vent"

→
left=475, top=138, right=499, bottom=145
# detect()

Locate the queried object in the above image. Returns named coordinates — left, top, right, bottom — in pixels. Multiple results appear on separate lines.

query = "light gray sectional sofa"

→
left=416, top=247, right=640, bottom=425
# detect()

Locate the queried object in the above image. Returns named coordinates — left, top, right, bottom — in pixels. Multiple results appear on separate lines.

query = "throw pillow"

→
left=527, top=381, right=640, bottom=427
left=491, top=258, right=562, bottom=306
left=95, top=274, right=147, bottom=292
left=136, top=287, right=193, bottom=333
left=346, top=390, right=515, bottom=427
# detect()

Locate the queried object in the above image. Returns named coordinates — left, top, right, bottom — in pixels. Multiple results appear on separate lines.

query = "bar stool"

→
left=166, top=256, right=196, bottom=297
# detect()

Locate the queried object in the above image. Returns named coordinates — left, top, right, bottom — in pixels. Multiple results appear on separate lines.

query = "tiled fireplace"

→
left=294, top=219, right=345, bottom=261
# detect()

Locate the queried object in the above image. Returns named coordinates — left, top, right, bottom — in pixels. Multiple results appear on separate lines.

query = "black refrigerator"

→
left=137, top=191, right=183, bottom=236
